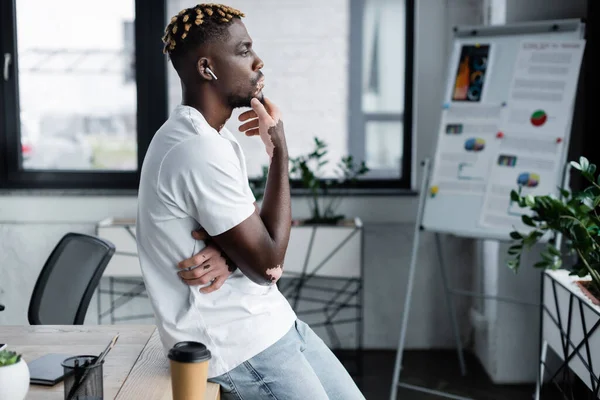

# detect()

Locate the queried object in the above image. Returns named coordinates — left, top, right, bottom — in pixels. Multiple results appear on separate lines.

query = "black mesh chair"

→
left=27, top=232, right=115, bottom=325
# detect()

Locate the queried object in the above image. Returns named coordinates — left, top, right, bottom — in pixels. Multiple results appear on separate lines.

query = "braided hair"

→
left=162, top=3, right=245, bottom=62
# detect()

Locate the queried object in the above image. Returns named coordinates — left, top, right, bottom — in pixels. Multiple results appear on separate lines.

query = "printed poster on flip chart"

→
left=479, top=40, right=585, bottom=230
left=429, top=104, right=502, bottom=197
left=451, top=44, right=491, bottom=103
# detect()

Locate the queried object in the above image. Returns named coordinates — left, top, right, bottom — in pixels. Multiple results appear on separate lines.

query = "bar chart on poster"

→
left=421, top=19, right=586, bottom=241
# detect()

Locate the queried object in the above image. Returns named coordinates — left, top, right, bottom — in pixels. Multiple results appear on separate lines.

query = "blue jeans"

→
left=209, top=319, right=365, bottom=400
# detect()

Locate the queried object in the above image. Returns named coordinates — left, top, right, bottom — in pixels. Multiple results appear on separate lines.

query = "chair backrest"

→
left=28, top=233, right=115, bottom=325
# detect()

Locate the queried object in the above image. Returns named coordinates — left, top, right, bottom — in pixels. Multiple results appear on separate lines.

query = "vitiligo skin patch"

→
left=266, top=265, right=283, bottom=283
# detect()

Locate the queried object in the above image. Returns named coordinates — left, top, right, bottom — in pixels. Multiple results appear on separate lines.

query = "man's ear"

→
left=197, top=57, right=215, bottom=81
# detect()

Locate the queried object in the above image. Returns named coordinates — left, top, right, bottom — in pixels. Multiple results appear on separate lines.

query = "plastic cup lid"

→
left=168, top=341, right=211, bottom=363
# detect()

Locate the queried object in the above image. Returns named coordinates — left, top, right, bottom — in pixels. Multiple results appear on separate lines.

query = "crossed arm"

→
left=176, top=203, right=261, bottom=293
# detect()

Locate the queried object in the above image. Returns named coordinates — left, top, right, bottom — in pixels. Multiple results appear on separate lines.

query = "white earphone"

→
left=205, top=67, right=218, bottom=80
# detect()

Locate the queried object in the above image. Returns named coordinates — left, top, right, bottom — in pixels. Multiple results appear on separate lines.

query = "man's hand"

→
left=238, top=97, right=283, bottom=159
left=177, top=228, right=236, bottom=294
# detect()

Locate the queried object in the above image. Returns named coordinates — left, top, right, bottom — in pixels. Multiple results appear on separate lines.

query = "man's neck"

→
left=182, top=89, right=232, bottom=133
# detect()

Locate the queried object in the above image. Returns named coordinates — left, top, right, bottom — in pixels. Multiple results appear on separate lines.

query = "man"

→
left=136, top=3, right=364, bottom=399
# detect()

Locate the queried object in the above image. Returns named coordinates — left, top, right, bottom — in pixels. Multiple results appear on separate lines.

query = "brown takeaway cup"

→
left=168, top=341, right=212, bottom=400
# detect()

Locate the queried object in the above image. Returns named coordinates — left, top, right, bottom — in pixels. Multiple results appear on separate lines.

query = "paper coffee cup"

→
left=168, top=341, right=212, bottom=400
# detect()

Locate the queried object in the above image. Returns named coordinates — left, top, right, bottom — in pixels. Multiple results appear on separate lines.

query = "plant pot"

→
left=575, top=281, right=600, bottom=307
left=285, top=217, right=363, bottom=277
left=0, top=359, right=30, bottom=400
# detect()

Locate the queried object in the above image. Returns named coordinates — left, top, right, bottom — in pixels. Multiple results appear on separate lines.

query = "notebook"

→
left=28, top=353, right=73, bottom=386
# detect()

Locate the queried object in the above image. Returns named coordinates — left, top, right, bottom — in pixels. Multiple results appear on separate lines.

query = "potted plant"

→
left=506, top=156, right=600, bottom=306
left=506, top=156, right=600, bottom=397
left=288, top=137, right=369, bottom=225
left=0, top=349, right=29, bottom=400
left=248, top=136, right=370, bottom=276
left=248, top=136, right=369, bottom=225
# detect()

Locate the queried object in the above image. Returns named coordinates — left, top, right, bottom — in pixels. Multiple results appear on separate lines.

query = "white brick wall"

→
left=166, top=0, right=349, bottom=177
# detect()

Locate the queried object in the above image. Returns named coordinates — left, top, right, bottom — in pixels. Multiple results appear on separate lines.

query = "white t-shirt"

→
left=136, top=104, right=296, bottom=378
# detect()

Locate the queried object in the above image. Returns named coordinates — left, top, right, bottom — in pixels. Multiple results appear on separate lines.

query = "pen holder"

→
left=61, top=355, right=104, bottom=400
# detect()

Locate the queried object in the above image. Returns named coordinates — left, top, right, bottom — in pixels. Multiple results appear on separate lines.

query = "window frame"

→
left=0, top=0, right=168, bottom=190
left=344, top=0, right=415, bottom=192
left=0, top=0, right=414, bottom=193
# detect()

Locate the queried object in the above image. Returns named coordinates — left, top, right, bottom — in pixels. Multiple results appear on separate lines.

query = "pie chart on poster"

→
left=517, top=172, right=540, bottom=188
left=464, top=137, right=485, bottom=152
left=531, top=110, right=547, bottom=127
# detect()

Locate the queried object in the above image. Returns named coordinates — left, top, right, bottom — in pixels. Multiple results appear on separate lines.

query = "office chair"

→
left=27, top=232, right=115, bottom=325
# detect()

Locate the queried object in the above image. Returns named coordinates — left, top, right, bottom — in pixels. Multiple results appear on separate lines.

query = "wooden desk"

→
left=3, top=325, right=220, bottom=400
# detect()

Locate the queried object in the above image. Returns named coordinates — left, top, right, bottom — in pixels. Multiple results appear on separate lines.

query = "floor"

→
left=335, top=349, right=592, bottom=400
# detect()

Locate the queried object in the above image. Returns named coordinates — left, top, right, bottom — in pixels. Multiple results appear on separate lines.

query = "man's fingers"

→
left=250, top=98, right=273, bottom=123
left=244, top=128, right=260, bottom=137
left=263, top=97, right=281, bottom=121
left=196, top=245, right=220, bottom=260
left=199, top=275, right=226, bottom=293
left=176, top=246, right=219, bottom=270
left=238, top=118, right=259, bottom=132
left=238, top=109, right=257, bottom=122
left=179, top=264, right=213, bottom=283
left=177, top=256, right=203, bottom=270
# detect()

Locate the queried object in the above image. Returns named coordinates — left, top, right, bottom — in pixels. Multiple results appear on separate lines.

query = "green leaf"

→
left=532, top=230, right=545, bottom=239
left=559, top=188, right=570, bottom=199
left=507, top=259, right=519, bottom=271
left=509, top=231, right=522, bottom=240
left=522, top=215, right=536, bottom=227
left=541, top=251, right=553, bottom=262
left=552, top=258, right=562, bottom=269
left=510, top=190, right=520, bottom=202
left=534, top=261, right=550, bottom=268
left=580, top=204, right=593, bottom=214
left=523, top=230, right=544, bottom=247
left=571, top=161, right=582, bottom=170
left=525, top=195, right=535, bottom=207
left=547, top=245, right=561, bottom=257
left=0, top=350, right=20, bottom=366
left=580, top=156, right=590, bottom=171
left=537, top=197, right=552, bottom=209
left=576, top=268, right=589, bottom=277
left=588, top=164, right=597, bottom=177
left=508, top=244, right=523, bottom=255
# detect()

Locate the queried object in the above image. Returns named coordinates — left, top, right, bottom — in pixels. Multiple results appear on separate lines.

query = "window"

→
left=348, top=0, right=414, bottom=189
left=0, top=0, right=167, bottom=189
